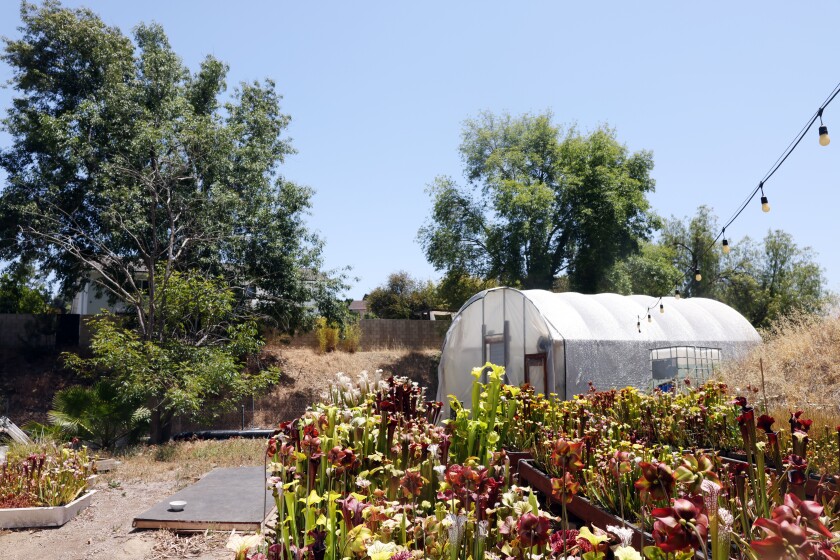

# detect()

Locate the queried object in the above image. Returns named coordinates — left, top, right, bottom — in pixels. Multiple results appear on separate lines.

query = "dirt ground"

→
left=0, top=348, right=439, bottom=560
left=0, top=440, right=266, bottom=560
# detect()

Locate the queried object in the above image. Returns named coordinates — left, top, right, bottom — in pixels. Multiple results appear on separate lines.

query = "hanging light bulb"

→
left=659, top=303, right=665, bottom=314
left=637, top=318, right=641, bottom=333
left=818, top=108, right=830, bottom=146
left=694, top=268, right=702, bottom=282
left=675, top=289, right=681, bottom=300
left=722, top=238, right=730, bottom=254
left=647, top=313, right=652, bottom=323
left=759, top=182, right=770, bottom=213
left=819, top=125, right=830, bottom=146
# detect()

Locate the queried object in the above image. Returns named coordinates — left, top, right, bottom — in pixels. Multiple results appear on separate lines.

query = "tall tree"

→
left=366, top=271, right=440, bottom=319
left=418, top=111, right=658, bottom=292
left=721, top=231, right=829, bottom=328
left=658, top=207, right=830, bottom=327
left=0, top=1, right=344, bottom=340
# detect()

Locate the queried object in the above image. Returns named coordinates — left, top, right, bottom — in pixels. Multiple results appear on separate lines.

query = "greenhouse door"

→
left=524, top=353, right=548, bottom=394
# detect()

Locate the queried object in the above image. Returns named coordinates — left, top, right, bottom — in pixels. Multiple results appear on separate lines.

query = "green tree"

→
left=721, top=231, right=829, bottom=328
left=418, top=111, right=658, bottom=292
left=0, top=262, right=51, bottom=313
left=658, top=207, right=830, bottom=327
left=366, top=271, right=441, bottom=319
left=658, top=206, right=739, bottom=299
left=64, top=270, right=277, bottom=442
left=436, top=269, right=498, bottom=311
left=604, top=242, right=682, bottom=296
left=0, top=1, right=345, bottom=338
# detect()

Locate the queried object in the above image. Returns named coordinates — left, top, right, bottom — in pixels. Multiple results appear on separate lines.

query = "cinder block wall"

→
left=283, top=319, right=447, bottom=350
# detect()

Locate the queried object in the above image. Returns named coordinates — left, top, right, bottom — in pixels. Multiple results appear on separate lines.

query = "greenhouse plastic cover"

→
left=437, top=288, right=761, bottom=414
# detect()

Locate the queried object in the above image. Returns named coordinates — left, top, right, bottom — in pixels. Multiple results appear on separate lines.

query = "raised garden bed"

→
left=718, top=454, right=839, bottom=499
left=0, top=490, right=96, bottom=529
left=518, top=459, right=651, bottom=550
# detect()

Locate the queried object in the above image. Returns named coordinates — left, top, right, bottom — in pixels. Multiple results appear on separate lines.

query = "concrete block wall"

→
left=282, top=319, right=447, bottom=350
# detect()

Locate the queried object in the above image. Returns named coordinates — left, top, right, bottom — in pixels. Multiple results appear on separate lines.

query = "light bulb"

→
left=694, top=269, right=702, bottom=282
left=659, top=303, right=664, bottom=314
left=819, top=125, right=830, bottom=146
left=647, top=313, right=652, bottom=323
left=637, top=320, right=641, bottom=333
left=675, top=289, right=681, bottom=300
left=761, top=196, right=770, bottom=213
left=722, top=238, right=730, bottom=254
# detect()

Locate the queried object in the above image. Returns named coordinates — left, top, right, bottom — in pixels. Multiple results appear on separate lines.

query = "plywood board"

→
left=133, top=467, right=271, bottom=532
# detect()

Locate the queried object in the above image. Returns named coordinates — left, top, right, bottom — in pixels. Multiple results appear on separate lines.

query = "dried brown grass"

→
left=104, top=438, right=266, bottom=487
left=720, top=313, right=840, bottom=411
left=249, top=346, right=439, bottom=427
left=150, top=529, right=228, bottom=559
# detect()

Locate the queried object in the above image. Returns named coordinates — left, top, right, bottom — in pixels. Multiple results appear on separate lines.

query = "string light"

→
left=819, top=108, right=831, bottom=146
left=647, top=313, right=652, bottom=323
left=631, top=81, right=840, bottom=329
left=759, top=182, right=771, bottom=213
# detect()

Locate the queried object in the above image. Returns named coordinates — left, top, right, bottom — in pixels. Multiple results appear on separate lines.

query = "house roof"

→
left=349, top=300, right=367, bottom=312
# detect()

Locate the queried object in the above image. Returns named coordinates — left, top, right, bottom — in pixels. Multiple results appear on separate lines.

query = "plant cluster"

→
left=504, top=380, right=840, bottom=559
left=0, top=442, right=95, bottom=508
left=228, top=367, right=840, bottom=560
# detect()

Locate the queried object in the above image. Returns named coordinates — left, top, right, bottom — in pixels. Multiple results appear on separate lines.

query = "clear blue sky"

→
left=2, top=1, right=839, bottom=298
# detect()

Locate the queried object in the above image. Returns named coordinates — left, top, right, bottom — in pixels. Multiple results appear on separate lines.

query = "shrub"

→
left=48, top=381, right=150, bottom=449
left=314, top=317, right=339, bottom=353
left=340, top=321, right=361, bottom=353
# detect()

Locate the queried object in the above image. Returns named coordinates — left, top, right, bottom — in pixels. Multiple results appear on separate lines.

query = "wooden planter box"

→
left=718, top=455, right=838, bottom=499
left=0, top=490, right=96, bottom=529
left=505, top=450, right=532, bottom=474
left=518, top=460, right=651, bottom=549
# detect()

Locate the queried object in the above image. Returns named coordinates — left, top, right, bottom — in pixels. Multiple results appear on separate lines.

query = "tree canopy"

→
left=0, top=261, right=51, bottom=313
left=418, top=111, right=658, bottom=292
left=366, top=271, right=441, bottom=319
left=606, top=206, right=831, bottom=328
left=0, top=1, right=345, bottom=337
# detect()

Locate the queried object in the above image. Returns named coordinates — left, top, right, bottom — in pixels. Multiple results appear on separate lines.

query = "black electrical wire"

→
left=641, top=80, right=840, bottom=323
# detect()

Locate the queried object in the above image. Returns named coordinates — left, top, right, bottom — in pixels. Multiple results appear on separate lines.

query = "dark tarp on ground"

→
left=133, top=466, right=271, bottom=531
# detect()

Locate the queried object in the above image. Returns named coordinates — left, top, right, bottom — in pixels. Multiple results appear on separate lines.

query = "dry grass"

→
left=720, top=313, right=840, bottom=412
left=248, top=346, right=439, bottom=427
left=104, top=438, right=266, bottom=487
left=150, top=530, right=229, bottom=559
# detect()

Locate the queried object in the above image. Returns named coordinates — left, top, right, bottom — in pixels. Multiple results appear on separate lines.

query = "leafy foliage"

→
left=48, top=381, right=149, bottom=449
left=63, top=271, right=278, bottom=441
left=436, top=269, right=498, bottom=311
left=0, top=1, right=345, bottom=336
left=653, top=206, right=830, bottom=327
left=0, top=262, right=51, bottom=313
left=366, top=271, right=441, bottom=319
left=418, top=111, right=658, bottom=292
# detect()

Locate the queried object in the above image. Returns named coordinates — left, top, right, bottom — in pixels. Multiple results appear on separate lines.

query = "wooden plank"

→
left=133, top=466, right=272, bottom=532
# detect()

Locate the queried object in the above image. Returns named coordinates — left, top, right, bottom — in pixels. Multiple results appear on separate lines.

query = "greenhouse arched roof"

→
left=461, top=289, right=761, bottom=343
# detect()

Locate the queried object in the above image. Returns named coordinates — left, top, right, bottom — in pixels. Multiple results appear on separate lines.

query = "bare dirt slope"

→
left=249, top=346, right=439, bottom=427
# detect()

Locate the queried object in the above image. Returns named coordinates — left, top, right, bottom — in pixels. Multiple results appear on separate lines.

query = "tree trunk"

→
left=148, top=404, right=174, bottom=444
